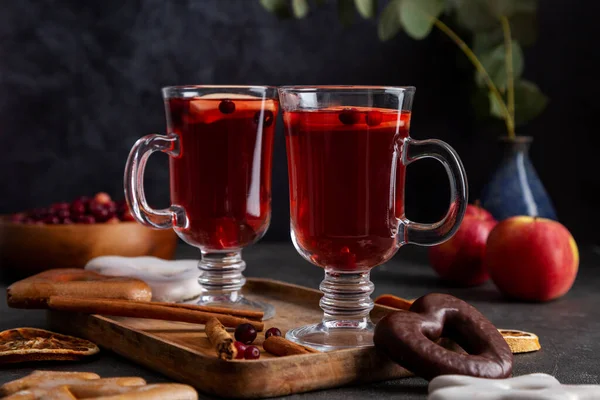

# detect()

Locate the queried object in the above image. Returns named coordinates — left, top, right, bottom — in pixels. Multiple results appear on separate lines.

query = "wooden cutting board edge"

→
left=47, top=277, right=412, bottom=398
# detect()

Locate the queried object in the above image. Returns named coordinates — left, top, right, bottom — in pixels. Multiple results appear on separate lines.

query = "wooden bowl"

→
left=0, top=219, right=178, bottom=276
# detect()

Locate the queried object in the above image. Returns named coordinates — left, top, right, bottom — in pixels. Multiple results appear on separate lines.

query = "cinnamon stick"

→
left=47, top=296, right=264, bottom=332
left=106, top=299, right=263, bottom=321
left=263, top=336, right=320, bottom=356
left=205, top=317, right=237, bottom=360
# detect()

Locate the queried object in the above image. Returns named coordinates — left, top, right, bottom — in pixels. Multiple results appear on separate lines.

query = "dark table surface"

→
left=2, top=241, right=600, bottom=399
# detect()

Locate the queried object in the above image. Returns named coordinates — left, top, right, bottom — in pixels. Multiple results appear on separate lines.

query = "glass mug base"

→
left=192, top=293, right=276, bottom=321
left=286, top=319, right=375, bottom=351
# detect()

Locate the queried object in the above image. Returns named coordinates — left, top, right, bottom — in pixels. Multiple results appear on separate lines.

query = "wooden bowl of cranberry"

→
left=0, top=192, right=178, bottom=277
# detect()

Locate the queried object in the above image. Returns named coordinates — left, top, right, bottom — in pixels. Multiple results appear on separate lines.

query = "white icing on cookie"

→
left=85, top=256, right=201, bottom=303
left=429, top=373, right=600, bottom=400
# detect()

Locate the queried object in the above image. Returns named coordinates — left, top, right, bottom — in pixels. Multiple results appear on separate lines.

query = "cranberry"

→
left=92, top=208, right=110, bottom=222
left=94, top=192, right=112, bottom=204
left=244, top=345, right=260, bottom=360
left=338, top=108, right=361, bottom=125
left=50, top=202, right=70, bottom=213
left=10, top=213, right=25, bottom=223
left=218, top=100, right=235, bottom=114
left=234, top=323, right=257, bottom=345
left=254, top=110, right=274, bottom=127
left=70, top=200, right=86, bottom=216
left=366, top=110, right=383, bottom=126
left=105, top=201, right=117, bottom=213
left=265, top=327, right=282, bottom=339
left=61, top=218, right=74, bottom=224
left=23, top=218, right=35, bottom=224
left=106, top=217, right=120, bottom=224
left=120, top=209, right=136, bottom=222
left=77, top=215, right=96, bottom=224
left=233, top=341, right=247, bottom=359
left=43, top=216, right=60, bottom=224
left=57, top=209, right=70, bottom=220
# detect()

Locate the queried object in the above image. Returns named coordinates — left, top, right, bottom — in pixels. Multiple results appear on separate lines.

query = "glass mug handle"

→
left=124, top=133, right=188, bottom=229
left=398, top=137, right=468, bottom=246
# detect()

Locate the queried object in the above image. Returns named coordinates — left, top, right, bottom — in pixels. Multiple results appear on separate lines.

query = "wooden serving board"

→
left=48, top=278, right=411, bottom=398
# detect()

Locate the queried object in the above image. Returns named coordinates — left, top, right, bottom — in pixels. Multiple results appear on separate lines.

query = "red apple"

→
left=428, top=204, right=498, bottom=286
left=484, top=216, right=579, bottom=302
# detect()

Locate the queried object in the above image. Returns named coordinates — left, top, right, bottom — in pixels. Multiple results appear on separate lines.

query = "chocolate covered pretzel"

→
left=373, top=293, right=513, bottom=381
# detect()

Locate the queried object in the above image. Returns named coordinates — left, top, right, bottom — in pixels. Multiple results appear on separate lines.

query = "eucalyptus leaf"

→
left=473, top=30, right=504, bottom=56
left=513, top=79, right=548, bottom=125
left=355, top=0, right=377, bottom=19
left=292, top=0, right=309, bottom=18
left=400, top=0, right=445, bottom=40
left=260, top=0, right=292, bottom=18
left=476, top=41, right=524, bottom=90
left=452, top=0, right=498, bottom=32
left=337, top=0, right=355, bottom=26
left=488, top=91, right=505, bottom=119
left=377, top=0, right=402, bottom=41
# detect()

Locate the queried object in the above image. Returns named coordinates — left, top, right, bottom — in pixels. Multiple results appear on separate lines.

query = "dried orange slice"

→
left=374, top=294, right=414, bottom=310
left=0, top=328, right=99, bottom=365
left=499, top=329, right=541, bottom=353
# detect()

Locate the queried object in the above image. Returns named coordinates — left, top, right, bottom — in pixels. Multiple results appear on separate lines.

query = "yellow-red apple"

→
left=484, top=216, right=579, bottom=302
left=428, top=204, right=498, bottom=286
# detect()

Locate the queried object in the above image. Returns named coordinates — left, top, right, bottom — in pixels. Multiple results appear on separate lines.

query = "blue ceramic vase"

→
left=480, top=136, right=557, bottom=221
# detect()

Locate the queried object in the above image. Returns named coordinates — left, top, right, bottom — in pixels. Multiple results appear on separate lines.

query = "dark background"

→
left=1, top=0, right=599, bottom=245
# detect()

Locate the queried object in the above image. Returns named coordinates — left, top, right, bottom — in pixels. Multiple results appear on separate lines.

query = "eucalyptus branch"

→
left=432, top=18, right=515, bottom=138
left=501, top=16, right=515, bottom=137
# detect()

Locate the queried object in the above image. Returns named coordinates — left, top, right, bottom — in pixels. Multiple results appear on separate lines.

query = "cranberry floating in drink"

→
left=124, top=86, right=279, bottom=319
left=279, top=86, right=468, bottom=351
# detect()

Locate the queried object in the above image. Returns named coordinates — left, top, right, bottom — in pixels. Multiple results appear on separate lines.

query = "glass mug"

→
left=279, top=86, right=468, bottom=350
left=124, top=85, right=279, bottom=319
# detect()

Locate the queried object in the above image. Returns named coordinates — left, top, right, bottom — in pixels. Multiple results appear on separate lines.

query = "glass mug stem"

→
left=197, top=251, right=246, bottom=300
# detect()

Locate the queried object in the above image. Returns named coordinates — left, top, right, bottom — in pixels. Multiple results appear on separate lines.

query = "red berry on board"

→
left=365, top=110, right=382, bottom=127
left=106, top=217, right=120, bottom=224
left=338, top=108, right=361, bottom=125
left=219, top=100, right=236, bottom=114
left=244, top=345, right=260, bottom=360
left=265, top=327, right=282, bottom=339
left=61, top=218, right=74, bottom=224
left=234, top=323, right=257, bottom=345
left=234, top=341, right=247, bottom=359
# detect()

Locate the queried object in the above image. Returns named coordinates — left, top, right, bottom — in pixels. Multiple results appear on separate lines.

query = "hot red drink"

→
left=167, top=96, right=278, bottom=250
left=284, top=107, right=411, bottom=271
